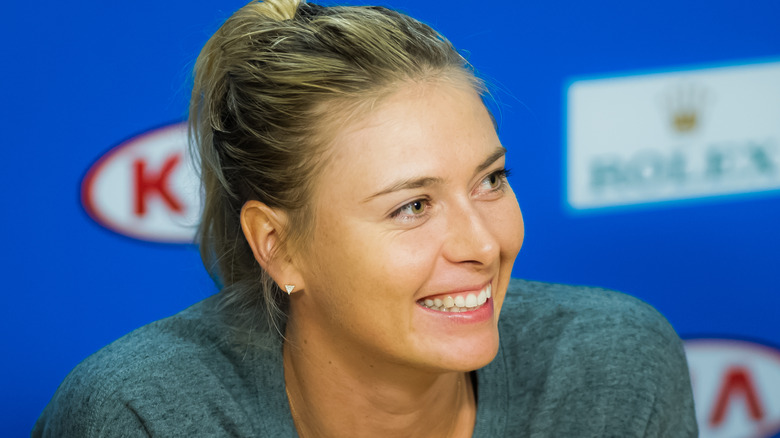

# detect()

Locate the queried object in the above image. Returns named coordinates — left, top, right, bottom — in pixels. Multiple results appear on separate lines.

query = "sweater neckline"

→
left=259, top=336, right=509, bottom=437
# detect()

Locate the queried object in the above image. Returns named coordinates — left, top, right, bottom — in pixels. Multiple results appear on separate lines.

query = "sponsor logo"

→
left=685, top=338, right=780, bottom=438
left=81, top=122, right=201, bottom=243
left=567, top=59, right=780, bottom=210
left=662, top=82, right=710, bottom=134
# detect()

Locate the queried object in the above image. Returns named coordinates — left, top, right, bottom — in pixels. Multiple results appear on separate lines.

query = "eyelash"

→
left=388, top=168, right=511, bottom=221
left=478, top=168, right=511, bottom=194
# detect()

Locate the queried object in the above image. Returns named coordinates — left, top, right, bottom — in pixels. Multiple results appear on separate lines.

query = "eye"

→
left=389, top=198, right=430, bottom=222
left=407, top=200, right=425, bottom=214
left=477, top=168, right=511, bottom=194
left=486, top=172, right=501, bottom=189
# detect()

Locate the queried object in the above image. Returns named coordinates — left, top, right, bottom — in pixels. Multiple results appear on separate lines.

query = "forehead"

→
left=331, top=80, right=494, bottom=159
left=310, top=79, right=501, bottom=197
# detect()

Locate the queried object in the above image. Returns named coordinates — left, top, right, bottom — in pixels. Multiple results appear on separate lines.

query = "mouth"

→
left=416, top=283, right=492, bottom=313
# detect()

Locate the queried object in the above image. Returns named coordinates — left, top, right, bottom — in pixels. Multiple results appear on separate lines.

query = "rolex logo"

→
left=661, top=82, right=710, bottom=134
left=674, top=108, right=697, bottom=133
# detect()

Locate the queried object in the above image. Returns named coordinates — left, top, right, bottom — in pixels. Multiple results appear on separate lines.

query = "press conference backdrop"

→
left=3, top=0, right=778, bottom=436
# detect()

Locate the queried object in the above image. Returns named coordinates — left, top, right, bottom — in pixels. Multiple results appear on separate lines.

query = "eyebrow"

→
left=362, top=146, right=507, bottom=202
left=473, top=146, right=507, bottom=178
left=362, top=176, right=444, bottom=203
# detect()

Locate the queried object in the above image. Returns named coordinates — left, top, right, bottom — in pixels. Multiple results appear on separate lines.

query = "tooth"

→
left=478, top=291, right=487, bottom=305
left=443, top=296, right=455, bottom=308
left=454, top=296, right=465, bottom=307
left=486, top=285, right=492, bottom=299
left=434, top=298, right=443, bottom=307
left=424, top=299, right=434, bottom=307
left=465, top=294, right=477, bottom=307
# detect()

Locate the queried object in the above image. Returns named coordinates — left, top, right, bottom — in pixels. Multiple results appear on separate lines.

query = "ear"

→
left=240, top=200, right=306, bottom=292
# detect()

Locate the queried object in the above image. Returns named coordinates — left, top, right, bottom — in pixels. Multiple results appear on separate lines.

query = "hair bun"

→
left=249, top=0, right=301, bottom=21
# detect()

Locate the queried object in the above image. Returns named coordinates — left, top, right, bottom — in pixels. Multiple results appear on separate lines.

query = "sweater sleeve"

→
left=31, top=303, right=282, bottom=437
left=496, top=280, right=699, bottom=437
left=32, top=368, right=152, bottom=438
left=559, top=287, right=699, bottom=437
left=633, top=305, right=699, bottom=437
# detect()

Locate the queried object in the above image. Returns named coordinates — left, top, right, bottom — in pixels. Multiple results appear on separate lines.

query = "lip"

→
left=417, top=297, right=494, bottom=324
left=415, top=281, right=495, bottom=324
left=417, top=280, right=493, bottom=301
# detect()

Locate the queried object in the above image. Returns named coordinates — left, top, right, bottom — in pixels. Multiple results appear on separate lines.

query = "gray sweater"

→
left=34, top=279, right=698, bottom=437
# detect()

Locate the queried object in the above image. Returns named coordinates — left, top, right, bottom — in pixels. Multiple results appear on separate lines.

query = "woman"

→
left=34, top=0, right=697, bottom=436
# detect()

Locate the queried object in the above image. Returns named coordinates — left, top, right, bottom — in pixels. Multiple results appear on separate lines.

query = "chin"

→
left=407, top=300, right=503, bottom=372
left=419, top=329, right=501, bottom=373
left=455, top=334, right=501, bottom=371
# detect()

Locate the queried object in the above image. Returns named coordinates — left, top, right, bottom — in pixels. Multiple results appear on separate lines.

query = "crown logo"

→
left=661, top=82, right=710, bottom=134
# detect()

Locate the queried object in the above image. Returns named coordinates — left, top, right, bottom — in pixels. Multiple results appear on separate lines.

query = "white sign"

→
left=567, top=59, right=780, bottom=210
left=685, top=338, right=780, bottom=438
left=81, top=122, right=201, bottom=243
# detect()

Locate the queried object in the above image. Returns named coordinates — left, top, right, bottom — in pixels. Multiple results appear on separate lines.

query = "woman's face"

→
left=290, top=79, right=524, bottom=373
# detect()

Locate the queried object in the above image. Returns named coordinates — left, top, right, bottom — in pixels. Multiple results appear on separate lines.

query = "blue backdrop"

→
left=3, top=0, right=779, bottom=435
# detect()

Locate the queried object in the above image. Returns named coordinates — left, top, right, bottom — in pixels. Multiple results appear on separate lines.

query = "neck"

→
left=283, top=321, right=476, bottom=438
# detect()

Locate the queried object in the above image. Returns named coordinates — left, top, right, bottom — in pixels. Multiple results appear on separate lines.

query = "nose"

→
left=441, top=199, right=500, bottom=266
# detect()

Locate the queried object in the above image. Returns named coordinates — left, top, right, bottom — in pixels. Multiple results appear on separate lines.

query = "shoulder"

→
left=33, top=296, right=280, bottom=437
left=495, top=279, right=697, bottom=436
left=501, top=278, right=679, bottom=348
left=499, top=278, right=685, bottom=374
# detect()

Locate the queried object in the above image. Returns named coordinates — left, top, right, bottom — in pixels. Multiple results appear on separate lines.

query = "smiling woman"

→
left=277, top=82, right=523, bottom=377
left=33, top=1, right=697, bottom=437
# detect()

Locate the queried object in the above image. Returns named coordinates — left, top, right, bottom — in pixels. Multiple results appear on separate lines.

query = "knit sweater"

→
left=34, top=279, right=698, bottom=437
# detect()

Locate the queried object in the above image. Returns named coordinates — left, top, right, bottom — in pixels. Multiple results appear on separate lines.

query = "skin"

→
left=242, top=78, right=524, bottom=437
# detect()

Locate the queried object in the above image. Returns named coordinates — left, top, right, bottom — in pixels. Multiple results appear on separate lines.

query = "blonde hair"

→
left=190, top=0, right=481, bottom=343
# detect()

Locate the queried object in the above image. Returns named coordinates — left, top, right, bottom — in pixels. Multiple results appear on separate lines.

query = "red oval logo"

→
left=685, top=338, right=780, bottom=438
left=81, top=123, right=201, bottom=243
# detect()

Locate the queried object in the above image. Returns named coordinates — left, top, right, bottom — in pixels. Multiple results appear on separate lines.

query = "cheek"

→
left=305, top=216, right=437, bottom=299
left=490, top=194, right=525, bottom=258
left=486, top=196, right=523, bottom=316
left=508, top=207, right=525, bottom=254
left=378, top=229, right=443, bottom=286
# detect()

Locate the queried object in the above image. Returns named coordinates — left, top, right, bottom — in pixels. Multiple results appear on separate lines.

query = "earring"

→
left=284, top=284, right=295, bottom=295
